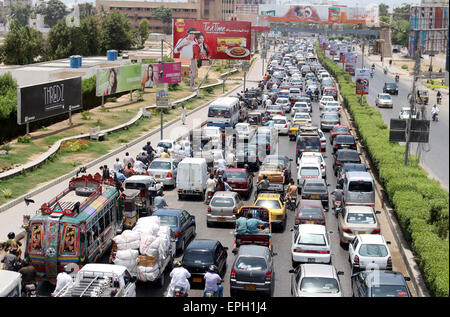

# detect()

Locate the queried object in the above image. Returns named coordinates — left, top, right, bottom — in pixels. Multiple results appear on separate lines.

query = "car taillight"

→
left=208, top=207, right=211, bottom=213
left=140, top=191, right=145, bottom=198
left=370, top=204, right=375, bottom=208
left=265, top=270, right=272, bottom=282
left=301, top=195, right=306, bottom=199
left=321, top=121, right=326, bottom=124
left=343, top=228, right=352, bottom=234
left=354, top=255, right=359, bottom=263
left=284, top=124, right=288, bottom=128
left=372, top=229, right=381, bottom=234
left=231, top=269, right=236, bottom=279
left=324, top=195, right=328, bottom=200
left=387, top=256, right=392, bottom=265
left=167, top=172, right=172, bottom=178
left=233, top=208, right=238, bottom=213
left=145, top=171, right=149, bottom=176
left=336, top=161, right=342, bottom=165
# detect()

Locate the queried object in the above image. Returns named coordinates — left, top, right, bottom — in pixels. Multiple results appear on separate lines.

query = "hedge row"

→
left=316, top=43, right=449, bottom=297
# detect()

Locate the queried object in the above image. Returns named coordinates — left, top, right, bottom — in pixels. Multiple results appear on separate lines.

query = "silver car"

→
left=207, top=191, right=243, bottom=226
left=337, top=205, right=381, bottom=245
left=147, top=158, right=178, bottom=187
left=290, top=264, right=344, bottom=297
left=320, top=113, right=340, bottom=131
left=230, top=245, right=275, bottom=296
left=375, top=93, right=393, bottom=108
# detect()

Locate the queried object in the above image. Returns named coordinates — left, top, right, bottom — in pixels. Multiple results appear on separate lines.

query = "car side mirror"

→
left=130, top=276, right=138, bottom=283
left=337, top=271, right=345, bottom=276
left=386, top=241, right=391, bottom=245
left=328, top=231, right=333, bottom=234
left=289, top=158, right=293, bottom=161
left=327, top=184, right=331, bottom=187
left=404, top=277, right=411, bottom=281
left=375, top=210, right=382, bottom=214
left=232, top=249, right=237, bottom=255
left=290, top=228, right=294, bottom=232
left=289, top=269, right=295, bottom=274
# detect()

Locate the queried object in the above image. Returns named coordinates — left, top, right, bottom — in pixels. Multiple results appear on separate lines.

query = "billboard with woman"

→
left=96, top=64, right=142, bottom=97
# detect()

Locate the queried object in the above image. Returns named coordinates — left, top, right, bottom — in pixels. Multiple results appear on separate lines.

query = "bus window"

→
left=30, top=224, right=43, bottom=252
left=61, top=225, right=77, bottom=255
left=99, top=215, right=105, bottom=234
left=104, top=209, right=111, bottom=228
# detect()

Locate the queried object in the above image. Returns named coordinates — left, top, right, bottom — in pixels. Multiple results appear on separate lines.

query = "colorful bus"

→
left=23, top=173, right=123, bottom=284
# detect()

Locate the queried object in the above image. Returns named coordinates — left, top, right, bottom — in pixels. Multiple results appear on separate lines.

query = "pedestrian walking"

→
left=113, top=158, right=124, bottom=173
left=123, top=152, right=134, bottom=168
left=181, top=105, right=187, bottom=125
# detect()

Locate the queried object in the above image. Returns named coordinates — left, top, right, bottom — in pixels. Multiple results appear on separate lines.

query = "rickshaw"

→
left=121, top=189, right=140, bottom=230
left=416, top=90, right=429, bottom=105
left=233, top=206, right=272, bottom=252
left=248, top=112, right=262, bottom=126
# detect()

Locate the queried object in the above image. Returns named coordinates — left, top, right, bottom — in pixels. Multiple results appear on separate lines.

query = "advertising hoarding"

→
left=173, top=19, right=252, bottom=60
left=96, top=64, right=141, bottom=97
left=259, top=4, right=378, bottom=25
left=345, top=52, right=357, bottom=74
left=17, top=77, right=82, bottom=125
left=339, top=45, right=347, bottom=63
left=141, top=62, right=182, bottom=88
left=355, top=69, right=370, bottom=95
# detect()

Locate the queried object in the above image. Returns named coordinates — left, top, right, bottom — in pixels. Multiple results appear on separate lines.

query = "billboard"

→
left=329, top=41, right=338, bottom=56
left=96, top=64, right=142, bottom=97
left=339, top=45, right=347, bottom=63
left=259, top=4, right=378, bottom=25
left=345, top=52, right=357, bottom=74
left=17, top=77, right=82, bottom=125
left=141, top=62, right=182, bottom=88
left=173, top=19, right=252, bottom=60
left=355, top=69, right=370, bottom=95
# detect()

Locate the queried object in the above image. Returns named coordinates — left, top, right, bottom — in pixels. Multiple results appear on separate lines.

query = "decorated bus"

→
left=23, top=173, right=123, bottom=284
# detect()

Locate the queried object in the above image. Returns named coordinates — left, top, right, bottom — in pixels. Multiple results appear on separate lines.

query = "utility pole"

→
left=404, top=31, right=421, bottom=166
left=160, top=39, right=164, bottom=140
left=360, top=39, right=365, bottom=106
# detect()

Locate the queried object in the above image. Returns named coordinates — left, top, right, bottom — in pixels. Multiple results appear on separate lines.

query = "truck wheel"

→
left=178, top=194, right=183, bottom=201
left=207, top=221, right=213, bottom=228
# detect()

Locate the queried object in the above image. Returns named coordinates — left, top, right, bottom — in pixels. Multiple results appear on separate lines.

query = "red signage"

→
left=173, top=19, right=252, bottom=60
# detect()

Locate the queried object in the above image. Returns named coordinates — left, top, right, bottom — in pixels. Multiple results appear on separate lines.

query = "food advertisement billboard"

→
left=173, top=19, right=252, bottom=60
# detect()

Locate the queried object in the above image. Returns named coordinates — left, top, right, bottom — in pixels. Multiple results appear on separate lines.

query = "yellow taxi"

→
left=254, top=193, right=286, bottom=231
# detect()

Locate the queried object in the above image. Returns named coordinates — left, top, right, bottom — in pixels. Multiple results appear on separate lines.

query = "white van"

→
left=207, top=97, right=240, bottom=130
left=176, top=157, right=208, bottom=200
left=0, top=271, right=22, bottom=297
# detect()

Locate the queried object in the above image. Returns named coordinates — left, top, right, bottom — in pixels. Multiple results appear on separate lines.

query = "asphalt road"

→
left=351, top=51, right=449, bottom=189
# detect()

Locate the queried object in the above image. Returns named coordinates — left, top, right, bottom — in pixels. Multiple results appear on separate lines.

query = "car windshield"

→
left=333, top=127, right=349, bottom=133
left=211, top=197, right=235, bottom=207
left=349, top=181, right=373, bottom=192
left=277, top=99, right=288, bottom=104
left=359, top=244, right=388, bottom=257
left=208, top=107, right=231, bottom=118
left=298, top=233, right=326, bottom=246
left=343, top=164, right=367, bottom=173
left=300, top=167, right=320, bottom=176
left=255, top=199, right=281, bottom=209
left=183, top=250, right=214, bottom=264
left=265, top=157, right=286, bottom=166
left=304, top=182, right=327, bottom=192
left=337, top=151, right=360, bottom=161
left=300, top=277, right=339, bottom=294
left=157, top=142, right=172, bottom=149
left=295, top=114, right=310, bottom=120
left=223, top=171, right=246, bottom=180
left=346, top=213, right=376, bottom=224
left=236, top=256, right=267, bottom=271
left=156, top=215, right=178, bottom=227
left=323, top=114, right=339, bottom=120
left=385, top=83, right=396, bottom=88
left=299, top=207, right=323, bottom=218
left=268, top=106, right=282, bottom=111
left=298, top=137, right=320, bottom=147
left=274, top=118, right=287, bottom=124
left=149, top=161, right=171, bottom=170
left=380, top=95, right=391, bottom=100
left=371, top=285, right=409, bottom=297
left=336, top=136, right=355, bottom=144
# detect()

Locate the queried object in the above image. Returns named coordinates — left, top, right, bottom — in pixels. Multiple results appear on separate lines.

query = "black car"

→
left=383, top=82, right=399, bottom=95
left=351, top=271, right=412, bottom=297
left=337, top=163, right=367, bottom=187
left=263, top=155, right=293, bottom=184
left=299, top=178, right=330, bottom=210
left=182, top=240, right=228, bottom=286
left=236, top=144, right=260, bottom=171
left=333, top=135, right=357, bottom=153
left=333, top=149, right=361, bottom=176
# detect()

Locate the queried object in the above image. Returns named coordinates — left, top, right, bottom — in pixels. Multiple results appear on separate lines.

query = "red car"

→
left=223, top=168, right=253, bottom=200
left=323, top=87, right=338, bottom=100
left=295, top=200, right=326, bottom=226
left=330, top=125, right=352, bottom=142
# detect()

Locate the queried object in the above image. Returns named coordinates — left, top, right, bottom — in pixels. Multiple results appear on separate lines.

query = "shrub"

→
left=401, top=64, right=408, bottom=70
left=17, top=135, right=32, bottom=144
left=81, top=111, right=92, bottom=120
left=60, top=139, right=90, bottom=153
left=0, top=142, right=12, bottom=154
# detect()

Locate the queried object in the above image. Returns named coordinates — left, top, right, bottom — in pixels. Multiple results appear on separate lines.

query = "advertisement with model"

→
left=355, top=69, right=370, bottom=95
left=345, top=52, right=357, bottom=75
left=173, top=19, right=252, bottom=60
left=96, top=64, right=142, bottom=97
left=141, top=62, right=182, bottom=88
left=17, top=77, right=82, bottom=125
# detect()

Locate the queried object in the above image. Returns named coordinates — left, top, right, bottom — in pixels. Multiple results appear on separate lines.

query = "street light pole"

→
left=161, top=39, right=164, bottom=140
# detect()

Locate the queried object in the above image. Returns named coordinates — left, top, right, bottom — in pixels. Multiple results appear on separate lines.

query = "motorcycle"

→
left=204, top=282, right=222, bottom=297
left=383, top=68, right=388, bottom=75
left=206, top=190, right=215, bottom=204
left=370, top=72, right=374, bottom=78
left=395, top=76, right=399, bottom=83
left=286, top=197, right=297, bottom=211
left=437, top=96, right=442, bottom=104
left=173, top=286, right=188, bottom=297
left=334, top=200, right=343, bottom=218
left=432, top=112, right=439, bottom=122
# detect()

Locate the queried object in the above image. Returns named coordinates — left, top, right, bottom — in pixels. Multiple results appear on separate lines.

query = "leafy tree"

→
left=0, top=19, right=44, bottom=65
left=100, top=11, right=136, bottom=52
left=79, top=16, right=101, bottom=56
left=392, top=20, right=410, bottom=47
left=153, top=6, right=172, bottom=34
left=138, top=19, right=149, bottom=47
left=0, top=72, right=18, bottom=120
left=36, top=0, right=67, bottom=28
left=9, top=4, right=32, bottom=26
left=78, top=2, right=96, bottom=19
left=378, top=3, right=389, bottom=17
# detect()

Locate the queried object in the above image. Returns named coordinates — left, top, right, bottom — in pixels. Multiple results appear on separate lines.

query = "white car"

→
left=320, top=96, right=336, bottom=110
left=318, top=129, right=327, bottom=153
left=272, top=115, right=290, bottom=135
left=291, top=224, right=332, bottom=265
left=399, top=107, right=417, bottom=120
left=297, top=158, right=322, bottom=190
left=299, top=152, right=326, bottom=178
left=235, top=122, right=255, bottom=140
left=290, top=264, right=344, bottom=297
left=275, top=97, right=291, bottom=113
left=349, top=234, right=392, bottom=273
left=321, top=105, right=341, bottom=118
left=292, top=102, right=311, bottom=114
left=325, top=101, right=342, bottom=111
left=375, top=93, right=393, bottom=108
left=292, top=112, right=312, bottom=125
left=266, top=105, right=284, bottom=117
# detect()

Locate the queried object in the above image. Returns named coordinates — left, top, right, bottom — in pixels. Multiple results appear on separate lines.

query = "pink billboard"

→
left=141, top=62, right=182, bottom=88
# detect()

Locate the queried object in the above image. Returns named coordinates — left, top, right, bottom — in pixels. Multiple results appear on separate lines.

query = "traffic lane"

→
left=354, top=52, right=449, bottom=189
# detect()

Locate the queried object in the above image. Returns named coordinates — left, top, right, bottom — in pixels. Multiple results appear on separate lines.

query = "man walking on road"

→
left=113, top=158, right=124, bottom=173
left=123, top=152, right=134, bottom=168
left=181, top=105, right=187, bottom=125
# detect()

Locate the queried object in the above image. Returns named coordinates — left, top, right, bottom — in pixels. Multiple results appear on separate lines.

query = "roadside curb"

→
left=332, top=74, right=430, bottom=297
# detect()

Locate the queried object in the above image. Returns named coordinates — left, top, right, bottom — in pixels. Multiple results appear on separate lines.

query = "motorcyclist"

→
left=203, top=265, right=223, bottom=297
left=395, top=73, right=399, bottom=82
left=167, top=261, right=191, bottom=297
left=205, top=174, right=217, bottom=204
left=436, top=91, right=442, bottom=104
left=285, top=179, right=298, bottom=202
left=306, top=89, right=312, bottom=98
left=431, top=104, right=440, bottom=121
left=371, top=64, right=375, bottom=72
left=314, top=89, right=319, bottom=102
left=257, top=174, right=270, bottom=193
left=331, top=188, right=344, bottom=210
left=52, top=265, right=74, bottom=296
left=18, top=259, right=37, bottom=292
left=223, top=177, right=233, bottom=192
left=383, top=66, right=388, bottom=74
left=154, top=190, right=168, bottom=209
left=370, top=68, right=374, bottom=77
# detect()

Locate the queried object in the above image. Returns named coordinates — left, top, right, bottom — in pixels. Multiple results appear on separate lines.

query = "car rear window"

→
left=359, top=244, right=388, bottom=257
left=183, top=250, right=214, bottom=264
left=304, top=182, right=327, bottom=192
left=333, top=127, right=349, bottom=133
left=322, top=114, right=339, bottom=120
left=157, top=142, right=172, bottom=149
left=298, top=137, right=321, bottom=148
left=349, top=181, right=373, bottom=192
left=255, top=199, right=281, bottom=210
left=337, top=151, right=360, bottom=161
left=211, top=197, right=235, bottom=207
left=336, top=135, right=355, bottom=144
left=223, top=171, right=246, bottom=180
left=299, top=207, right=323, bottom=218
left=236, top=256, right=267, bottom=271
left=300, top=167, right=320, bottom=177
left=343, top=164, right=367, bottom=173
left=157, top=215, right=178, bottom=227
left=300, top=277, right=339, bottom=294
left=274, top=118, right=287, bottom=124
left=298, top=233, right=326, bottom=246
left=346, top=213, right=376, bottom=224
left=371, top=285, right=409, bottom=297
left=149, top=161, right=171, bottom=170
